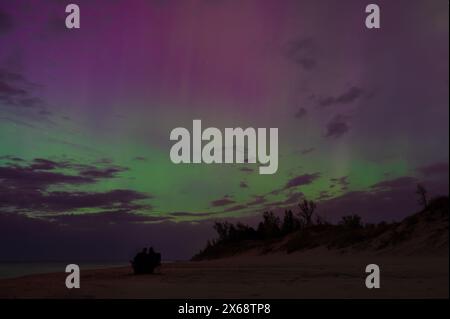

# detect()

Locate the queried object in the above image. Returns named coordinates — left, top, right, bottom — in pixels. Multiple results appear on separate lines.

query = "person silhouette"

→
left=131, top=248, right=148, bottom=274
left=147, top=246, right=160, bottom=272
left=131, top=247, right=161, bottom=274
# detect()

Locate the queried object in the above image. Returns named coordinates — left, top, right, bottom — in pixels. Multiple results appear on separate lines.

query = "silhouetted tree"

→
left=339, top=214, right=362, bottom=229
left=426, top=196, right=449, bottom=216
left=298, top=199, right=316, bottom=226
left=227, top=223, right=237, bottom=241
left=416, top=184, right=428, bottom=210
left=235, top=222, right=258, bottom=240
left=281, top=210, right=300, bottom=234
left=213, top=221, right=257, bottom=242
left=213, top=221, right=232, bottom=242
left=257, top=211, right=281, bottom=239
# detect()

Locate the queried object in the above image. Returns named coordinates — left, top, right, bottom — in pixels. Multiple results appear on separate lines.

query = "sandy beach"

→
left=0, top=249, right=447, bottom=299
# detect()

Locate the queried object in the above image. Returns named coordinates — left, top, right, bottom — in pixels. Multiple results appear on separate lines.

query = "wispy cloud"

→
left=210, top=196, right=236, bottom=207
left=325, top=114, right=350, bottom=138
left=0, top=157, right=151, bottom=215
left=318, top=86, right=364, bottom=107
left=294, top=107, right=307, bottom=119
left=284, top=173, right=321, bottom=189
left=285, top=37, right=318, bottom=70
left=0, top=68, right=48, bottom=113
left=0, top=9, right=13, bottom=34
left=417, top=162, right=449, bottom=177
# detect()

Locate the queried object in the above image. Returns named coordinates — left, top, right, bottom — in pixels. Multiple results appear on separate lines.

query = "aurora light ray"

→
left=0, top=0, right=448, bottom=260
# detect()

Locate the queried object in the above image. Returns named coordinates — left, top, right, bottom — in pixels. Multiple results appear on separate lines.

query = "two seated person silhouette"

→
left=131, top=247, right=161, bottom=274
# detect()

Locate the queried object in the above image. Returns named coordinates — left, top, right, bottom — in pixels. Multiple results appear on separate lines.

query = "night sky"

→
left=0, top=0, right=448, bottom=261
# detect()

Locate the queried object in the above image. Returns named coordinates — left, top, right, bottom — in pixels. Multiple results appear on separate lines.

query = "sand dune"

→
left=1, top=199, right=447, bottom=299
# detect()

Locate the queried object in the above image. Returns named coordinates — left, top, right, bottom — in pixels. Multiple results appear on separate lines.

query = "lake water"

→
left=0, top=262, right=128, bottom=279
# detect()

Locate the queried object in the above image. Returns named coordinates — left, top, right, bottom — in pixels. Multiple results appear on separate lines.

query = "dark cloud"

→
left=285, top=173, right=320, bottom=189
left=94, top=158, right=114, bottom=164
left=371, top=177, right=417, bottom=190
left=222, top=204, right=247, bottom=213
left=295, top=107, right=307, bottom=119
left=318, top=86, right=364, bottom=107
left=317, top=191, right=332, bottom=201
left=330, top=176, right=349, bottom=190
left=80, top=167, right=128, bottom=179
left=0, top=158, right=128, bottom=191
left=18, top=96, right=45, bottom=108
left=0, top=79, right=26, bottom=96
left=283, top=192, right=304, bottom=205
left=260, top=192, right=304, bottom=210
left=0, top=69, right=24, bottom=82
left=0, top=68, right=47, bottom=111
left=0, top=9, right=13, bottom=34
left=330, top=176, right=348, bottom=184
left=325, top=114, right=350, bottom=138
left=210, top=196, right=236, bottom=207
left=0, top=155, right=24, bottom=162
left=246, top=195, right=266, bottom=206
left=417, top=162, right=449, bottom=177
left=286, top=38, right=317, bottom=70
left=169, top=211, right=216, bottom=217
left=0, top=157, right=151, bottom=215
left=29, top=158, right=66, bottom=170
left=0, top=165, right=94, bottom=190
left=0, top=186, right=150, bottom=214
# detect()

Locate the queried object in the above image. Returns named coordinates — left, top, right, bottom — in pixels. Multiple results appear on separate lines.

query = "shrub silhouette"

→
left=257, top=211, right=281, bottom=239
left=197, top=197, right=385, bottom=258
left=194, top=198, right=318, bottom=258
left=213, top=221, right=233, bottom=242
left=315, top=214, right=329, bottom=226
left=192, top=192, right=449, bottom=260
left=298, top=199, right=316, bottom=226
left=281, top=210, right=301, bottom=235
left=416, top=183, right=428, bottom=210
left=339, top=214, right=363, bottom=229
left=213, top=221, right=258, bottom=243
left=426, top=195, right=448, bottom=216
